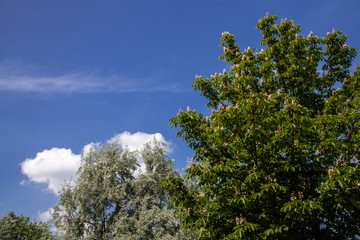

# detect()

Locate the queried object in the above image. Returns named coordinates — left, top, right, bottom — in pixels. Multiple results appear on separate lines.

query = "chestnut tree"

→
left=164, top=14, right=360, bottom=239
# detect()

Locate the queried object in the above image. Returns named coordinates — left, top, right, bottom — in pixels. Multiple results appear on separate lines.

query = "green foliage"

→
left=164, top=14, right=360, bottom=239
left=0, top=211, right=58, bottom=240
left=52, top=141, right=198, bottom=239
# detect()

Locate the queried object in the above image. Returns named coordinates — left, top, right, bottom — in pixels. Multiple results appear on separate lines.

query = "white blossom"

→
left=177, top=108, right=183, bottom=117
left=219, top=103, right=224, bottom=111
left=284, top=99, right=289, bottom=106
left=308, top=31, right=313, bottom=38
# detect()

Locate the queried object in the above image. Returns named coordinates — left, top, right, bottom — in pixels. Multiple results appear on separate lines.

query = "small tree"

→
left=0, top=211, right=58, bottom=240
left=164, top=14, right=360, bottom=239
left=52, top=141, right=197, bottom=239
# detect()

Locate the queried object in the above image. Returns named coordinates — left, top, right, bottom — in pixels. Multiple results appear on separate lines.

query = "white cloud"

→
left=19, top=180, right=27, bottom=185
left=38, top=208, right=53, bottom=222
left=0, top=60, right=183, bottom=93
left=0, top=74, right=102, bottom=93
left=21, top=148, right=81, bottom=195
left=21, top=132, right=171, bottom=195
left=82, top=142, right=101, bottom=157
left=109, top=131, right=172, bottom=152
left=0, top=72, right=141, bottom=93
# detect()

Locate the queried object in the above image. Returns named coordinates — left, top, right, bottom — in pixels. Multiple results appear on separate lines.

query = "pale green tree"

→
left=164, top=14, right=360, bottom=239
left=52, top=143, right=138, bottom=239
left=112, top=141, right=198, bottom=240
left=52, top=141, right=197, bottom=239
left=0, top=211, right=58, bottom=240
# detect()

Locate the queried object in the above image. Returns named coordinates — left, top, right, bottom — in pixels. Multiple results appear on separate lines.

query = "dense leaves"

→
left=164, top=14, right=360, bottom=239
left=0, top=211, right=58, bottom=240
left=52, top=141, right=197, bottom=239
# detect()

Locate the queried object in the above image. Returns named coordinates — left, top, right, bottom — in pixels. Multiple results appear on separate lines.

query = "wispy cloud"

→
left=20, top=132, right=171, bottom=195
left=0, top=60, right=183, bottom=93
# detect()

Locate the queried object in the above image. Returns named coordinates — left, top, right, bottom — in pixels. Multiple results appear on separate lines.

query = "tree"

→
left=0, top=211, right=58, bottom=240
left=164, top=14, right=360, bottom=239
left=52, top=143, right=138, bottom=239
left=52, top=141, right=197, bottom=239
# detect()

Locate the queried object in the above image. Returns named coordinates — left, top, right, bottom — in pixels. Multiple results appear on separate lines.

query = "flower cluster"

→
left=218, top=102, right=224, bottom=111
left=200, top=208, right=207, bottom=215
left=235, top=214, right=247, bottom=225
left=308, top=31, right=313, bottom=38
left=177, top=108, right=183, bottom=117
left=275, top=125, right=283, bottom=134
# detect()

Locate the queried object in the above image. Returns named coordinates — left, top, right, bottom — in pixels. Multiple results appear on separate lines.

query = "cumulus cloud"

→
left=21, top=148, right=81, bottom=195
left=21, top=132, right=170, bottom=195
left=0, top=60, right=182, bottom=93
left=109, top=131, right=172, bottom=152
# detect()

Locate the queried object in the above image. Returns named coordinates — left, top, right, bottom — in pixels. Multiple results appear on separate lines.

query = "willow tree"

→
left=164, top=14, right=360, bottom=239
left=52, top=142, right=197, bottom=240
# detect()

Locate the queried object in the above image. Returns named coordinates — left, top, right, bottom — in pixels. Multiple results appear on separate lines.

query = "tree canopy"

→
left=164, top=14, right=360, bottom=239
left=52, top=141, right=197, bottom=239
left=0, top=211, right=58, bottom=240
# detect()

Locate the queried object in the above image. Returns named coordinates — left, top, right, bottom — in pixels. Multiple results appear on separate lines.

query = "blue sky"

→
left=1, top=0, right=359, bottom=221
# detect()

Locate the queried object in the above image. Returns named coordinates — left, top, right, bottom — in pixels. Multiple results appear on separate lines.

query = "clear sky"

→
left=1, top=0, right=359, bottom=221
